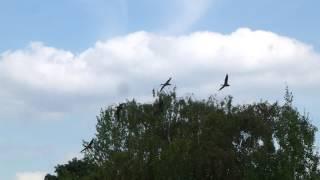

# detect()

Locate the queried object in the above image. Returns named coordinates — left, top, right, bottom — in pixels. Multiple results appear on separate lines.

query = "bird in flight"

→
left=160, top=77, right=172, bottom=92
left=81, top=139, right=94, bottom=153
left=219, top=74, right=230, bottom=91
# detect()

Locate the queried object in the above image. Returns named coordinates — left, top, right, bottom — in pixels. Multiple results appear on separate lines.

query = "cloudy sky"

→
left=1, top=0, right=320, bottom=179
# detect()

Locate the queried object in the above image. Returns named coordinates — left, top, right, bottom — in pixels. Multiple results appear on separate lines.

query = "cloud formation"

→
left=0, top=28, right=319, bottom=119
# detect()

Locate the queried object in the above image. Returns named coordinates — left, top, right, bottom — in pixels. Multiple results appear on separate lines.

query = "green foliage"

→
left=45, top=158, right=98, bottom=180
left=46, top=88, right=320, bottom=179
left=44, top=174, right=58, bottom=180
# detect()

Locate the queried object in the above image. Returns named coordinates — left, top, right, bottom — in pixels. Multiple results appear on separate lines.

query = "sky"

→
left=0, top=0, right=320, bottom=179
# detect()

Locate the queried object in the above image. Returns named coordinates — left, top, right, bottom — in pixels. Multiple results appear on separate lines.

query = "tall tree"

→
left=46, top=88, right=320, bottom=179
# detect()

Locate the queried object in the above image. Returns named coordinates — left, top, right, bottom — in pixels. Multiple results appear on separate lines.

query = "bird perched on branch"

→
left=219, top=74, right=230, bottom=91
left=116, top=103, right=125, bottom=120
left=160, top=77, right=172, bottom=92
left=81, top=139, right=94, bottom=153
left=152, top=88, right=156, bottom=97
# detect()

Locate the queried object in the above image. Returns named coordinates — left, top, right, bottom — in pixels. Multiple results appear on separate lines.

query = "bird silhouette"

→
left=160, top=77, right=172, bottom=92
left=116, top=103, right=125, bottom=119
left=219, top=74, right=230, bottom=91
left=81, top=139, right=94, bottom=153
left=152, top=88, right=156, bottom=97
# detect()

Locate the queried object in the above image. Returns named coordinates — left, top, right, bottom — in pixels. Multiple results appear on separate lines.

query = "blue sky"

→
left=1, top=0, right=320, bottom=179
left=1, top=0, right=320, bottom=52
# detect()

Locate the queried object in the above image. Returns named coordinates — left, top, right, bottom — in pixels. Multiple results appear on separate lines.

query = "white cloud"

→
left=16, top=171, right=45, bottom=180
left=0, top=27, right=319, bottom=119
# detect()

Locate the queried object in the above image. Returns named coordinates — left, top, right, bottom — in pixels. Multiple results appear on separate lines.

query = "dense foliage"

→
left=45, top=88, right=320, bottom=180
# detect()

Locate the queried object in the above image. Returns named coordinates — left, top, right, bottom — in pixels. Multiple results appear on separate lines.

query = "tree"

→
left=44, top=174, right=57, bottom=180
left=272, top=87, right=319, bottom=179
left=45, top=88, right=320, bottom=179
left=45, top=158, right=98, bottom=180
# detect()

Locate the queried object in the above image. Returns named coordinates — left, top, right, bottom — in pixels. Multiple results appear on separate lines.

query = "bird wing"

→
left=81, top=139, right=94, bottom=152
left=219, top=85, right=225, bottom=91
left=81, top=145, right=88, bottom=153
left=166, top=77, right=172, bottom=84
left=88, top=139, right=94, bottom=147
left=160, top=84, right=165, bottom=92
left=224, top=74, right=228, bottom=84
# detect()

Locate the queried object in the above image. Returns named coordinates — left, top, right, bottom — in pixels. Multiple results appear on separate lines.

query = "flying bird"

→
left=160, top=77, right=172, bottom=92
left=81, top=139, right=94, bottom=153
left=219, top=74, right=230, bottom=91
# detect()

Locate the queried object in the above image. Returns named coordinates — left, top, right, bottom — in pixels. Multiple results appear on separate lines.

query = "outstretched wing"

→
left=88, top=139, right=94, bottom=147
left=224, top=74, right=228, bottom=84
left=160, top=77, right=172, bottom=92
left=81, top=139, right=94, bottom=152
left=160, top=84, right=165, bottom=92
left=219, top=85, right=225, bottom=91
left=80, top=146, right=87, bottom=153
left=165, top=77, right=172, bottom=84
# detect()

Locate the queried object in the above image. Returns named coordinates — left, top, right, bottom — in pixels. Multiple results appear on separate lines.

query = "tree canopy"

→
left=45, top=88, right=320, bottom=180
